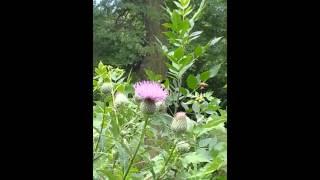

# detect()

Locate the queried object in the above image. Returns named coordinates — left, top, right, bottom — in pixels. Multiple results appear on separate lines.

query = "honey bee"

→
left=199, top=82, right=208, bottom=90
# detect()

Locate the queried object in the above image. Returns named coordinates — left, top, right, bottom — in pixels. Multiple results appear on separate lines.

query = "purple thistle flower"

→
left=134, top=80, right=168, bottom=102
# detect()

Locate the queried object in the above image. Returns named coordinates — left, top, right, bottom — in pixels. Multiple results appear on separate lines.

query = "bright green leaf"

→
left=174, top=47, right=184, bottom=60
left=200, top=71, right=210, bottom=82
left=194, top=45, right=203, bottom=57
left=186, top=74, right=198, bottom=89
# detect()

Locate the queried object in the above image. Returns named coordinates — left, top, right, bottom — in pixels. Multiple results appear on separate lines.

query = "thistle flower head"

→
left=171, top=112, right=188, bottom=133
left=133, top=81, right=168, bottom=102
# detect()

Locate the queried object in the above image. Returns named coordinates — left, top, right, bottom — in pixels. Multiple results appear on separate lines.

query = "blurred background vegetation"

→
left=93, top=0, right=226, bottom=107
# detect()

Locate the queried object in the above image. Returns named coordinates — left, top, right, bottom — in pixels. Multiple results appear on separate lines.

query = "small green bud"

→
left=100, top=82, right=113, bottom=94
left=176, top=141, right=190, bottom=153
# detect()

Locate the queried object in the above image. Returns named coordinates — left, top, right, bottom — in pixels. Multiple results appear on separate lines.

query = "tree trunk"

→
left=138, top=0, right=166, bottom=80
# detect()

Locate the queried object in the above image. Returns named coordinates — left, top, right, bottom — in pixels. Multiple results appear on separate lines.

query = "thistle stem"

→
left=157, top=142, right=177, bottom=180
left=123, top=115, right=149, bottom=180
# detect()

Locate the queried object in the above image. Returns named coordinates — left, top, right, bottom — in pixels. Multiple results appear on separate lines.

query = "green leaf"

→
left=190, top=31, right=203, bottom=37
left=209, top=64, right=222, bottom=78
left=191, top=0, right=206, bottom=21
left=172, top=62, right=181, bottom=70
left=194, top=45, right=203, bottom=57
left=186, top=74, right=198, bottom=89
left=173, top=1, right=184, bottom=9
left=184, top=7, right=193, bottom=17
left=163, top=31, right=175, bottom=40
left=115, top=142, right=129, bottom=174
left=181, top=149, right=212, bottom=168
left=174, top=47, right=184, bottom=60
left=188, top=155, right=224, bottom=178
left=180, top=55, right=193, bottom=66
left=200, top=71, right=210, bottom=82
left=180, top=0, right=191, bottom=9
left=162, top=23, right=172, bottom=28
left=101, top=169, right=122, bottom=180
left=199, top=137, right=217, bottom=149
left=145, top=69, right=163, bottom=81
left=178, top=61, right=194, bottom=78
left=110, top=116, right=120, bottom=138
left=179, top=87, right=188, bottom=95
left=192, top=101, right=200, bottom=113
left=171, top=11, right=181, bottom=31
left=189, top=35, right=200, bottom=42
left=208, top=37, right=222, bottom=47
left=181, top=102, right=189, bottom=111
left=203, top=116, right=226, bottom=129
left=180, top=20, right=190, bottom=32
left=164, top=79, right=170, bottom=89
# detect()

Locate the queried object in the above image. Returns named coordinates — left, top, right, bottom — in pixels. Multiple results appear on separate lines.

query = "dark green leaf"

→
left=179, top=87, right=188, bottom=95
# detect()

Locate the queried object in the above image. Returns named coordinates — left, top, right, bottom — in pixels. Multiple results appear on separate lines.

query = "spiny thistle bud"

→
left=140, top=99, right=157, bottom=114
left=114, top=92, right=129, bottom=107
left=100, top=82, right=113, bottom=94
left=171, top=112, right=188, bottom=133
left=156, top=101, right=167, bottom=113
left=176, top=141, right=190, bottom=153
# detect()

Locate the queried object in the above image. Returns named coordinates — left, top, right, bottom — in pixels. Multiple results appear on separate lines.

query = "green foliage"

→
left=94, top=0, right=227, bottom=105
left=93, top=1, right=226, bottom=179
left=93, top=0, right=150, bottom=67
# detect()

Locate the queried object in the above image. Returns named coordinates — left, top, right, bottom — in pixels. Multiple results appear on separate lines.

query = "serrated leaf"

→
left=181, top=149, right=212, bottom=168
left=199, top=137, right=217, bottom=149
left=188, top=155, right=224, bottom=178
